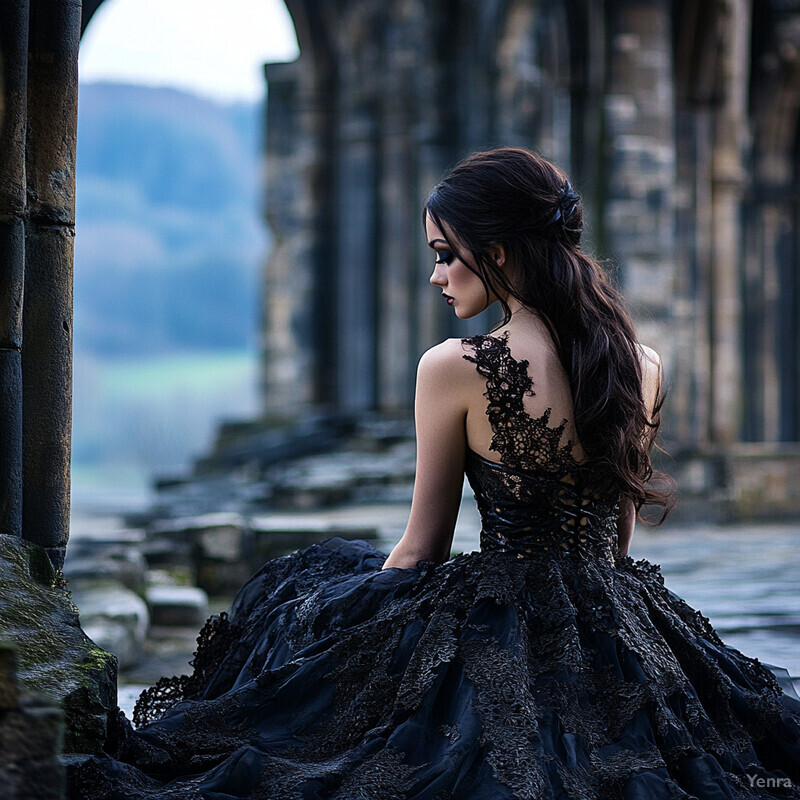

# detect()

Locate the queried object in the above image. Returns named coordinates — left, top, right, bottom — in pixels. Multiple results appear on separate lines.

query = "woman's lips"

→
left=443, top=293, right=454, bottom=305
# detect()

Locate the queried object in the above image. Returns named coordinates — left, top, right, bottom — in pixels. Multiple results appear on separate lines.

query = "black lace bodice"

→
left=462, top=333, right=620, bottom=561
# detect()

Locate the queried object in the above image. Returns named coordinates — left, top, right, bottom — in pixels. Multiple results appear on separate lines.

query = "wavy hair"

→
left=424, top=147, right=674, bottom=521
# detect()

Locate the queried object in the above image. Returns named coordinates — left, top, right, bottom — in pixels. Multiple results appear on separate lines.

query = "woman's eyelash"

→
left=435, top=251, right=454, bottom=265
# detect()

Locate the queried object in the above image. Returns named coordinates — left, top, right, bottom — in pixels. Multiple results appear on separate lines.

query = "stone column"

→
left=372, top=1, right=433, bottom=412
left=745, top=13, right=800, bottom=442
left=22, top=0, right=81, bottom=570
left=603, top=2, right=678, bottom=401
left=680, top=107, right=715, bottom=445
left=261, top=59, right=315, bottom=418
left=708, top=0, right=750, bottom=444
left=335, top=110, right=379, bottom=413
left=0, top=0, right=28, bottom=537
left=376, top=85, right=415, bottom=411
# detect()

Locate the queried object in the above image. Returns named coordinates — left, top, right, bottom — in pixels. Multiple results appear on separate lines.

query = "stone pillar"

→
left=495, top=1, right=571, bottom=164
left=744, top=12, right=800, bottom=442
left=336, top=111, right=379, bottom=413
left=376, top=124, right=413, bottom=409
left=0, top=0, right=28, bottom=537
left=262, top=0, right=342, bottom=418
left=375, top=19, right=420, bottom=412
left=261, top=59, right=316, bottom=418
left=708, top=0, right=750, bottom=444
left=22, top=0, right=81, bottom=570
left=756, top=205, right=782, bottom=442
left=603, top=2, right=678, bottom=393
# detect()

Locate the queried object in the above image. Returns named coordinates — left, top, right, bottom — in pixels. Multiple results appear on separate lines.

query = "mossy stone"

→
left=0, top=534, right=117, bottom=754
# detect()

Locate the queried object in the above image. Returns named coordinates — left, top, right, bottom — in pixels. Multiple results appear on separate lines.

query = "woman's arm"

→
left=617, top=344, right=663, bottom=556
left=616, top=496, right=635, bottom=557
left=382, top=341, right=469, bottom=569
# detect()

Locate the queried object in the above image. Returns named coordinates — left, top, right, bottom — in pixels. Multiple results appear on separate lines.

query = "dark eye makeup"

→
left=435, top=250, right=455, bottom=265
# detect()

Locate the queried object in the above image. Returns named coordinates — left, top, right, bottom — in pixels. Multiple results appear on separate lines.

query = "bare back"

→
left=382, top=319, right=661, bottom=567
left=463, top=318, right=587, bottom=469
left=463, top=318, right=660, bottom=472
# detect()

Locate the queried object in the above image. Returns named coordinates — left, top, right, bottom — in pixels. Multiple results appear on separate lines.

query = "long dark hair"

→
left=424, top=147, right=674, bottom=521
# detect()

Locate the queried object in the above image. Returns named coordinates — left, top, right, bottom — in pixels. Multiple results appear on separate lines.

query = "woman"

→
left=72, top=149, right=800, bottom=800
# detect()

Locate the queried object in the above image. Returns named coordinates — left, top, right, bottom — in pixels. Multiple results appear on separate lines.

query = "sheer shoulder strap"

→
left=461, top=332, right=579, bottom=473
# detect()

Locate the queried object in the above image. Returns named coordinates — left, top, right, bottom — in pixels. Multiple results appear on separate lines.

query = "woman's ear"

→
left=489, top=243, right=507, bottom=269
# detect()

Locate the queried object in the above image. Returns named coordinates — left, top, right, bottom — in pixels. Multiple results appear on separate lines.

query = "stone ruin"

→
left=2, top=1, right=800, bottom=798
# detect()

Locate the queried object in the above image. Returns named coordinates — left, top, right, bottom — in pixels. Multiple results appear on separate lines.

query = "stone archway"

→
left=81, top=0, right=113, bottom=34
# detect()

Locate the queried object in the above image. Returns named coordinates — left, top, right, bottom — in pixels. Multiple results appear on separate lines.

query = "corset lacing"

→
left=462, top=334, right=620, bottom=563
left=466, top=449, right=619, bottom=561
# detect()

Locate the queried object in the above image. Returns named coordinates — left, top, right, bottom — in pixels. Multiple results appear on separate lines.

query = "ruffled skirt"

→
left=69, top=537, right=800, bottom=800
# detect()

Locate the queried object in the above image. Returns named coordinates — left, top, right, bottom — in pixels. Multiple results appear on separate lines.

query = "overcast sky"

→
left=79, top=0, right=300, bottom=103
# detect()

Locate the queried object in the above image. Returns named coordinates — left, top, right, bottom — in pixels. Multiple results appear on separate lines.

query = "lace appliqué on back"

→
left=462, top=333, right=621, bottom=560
left=462, top=332, right=578, bottom=474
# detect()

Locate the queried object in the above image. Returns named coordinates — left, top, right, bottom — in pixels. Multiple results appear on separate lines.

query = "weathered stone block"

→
left=0, top=534, right=117, bottom=754
left=195, top=561, right=254, bottom=596
left=146, top=585, right=209, bottom=627
left=0, top=0, right=29, bottom=214
left=146, top=513, right=250, bottom=592
left=63, top=543, right=147, bottom=593
left=251, top=516, right=378, bottom=561
left=148, top=512, right=246, bottom=544
left=0, top=690, right=66, bottom=800
left=80, top=618, right=140, bottom=671
left=197, top=523, right=246, bottom=562
left=69, top=580, right=148, bottom=669
left=729, top=445, right=800, bottom=520
left=0, top=694, right=64, bottom=761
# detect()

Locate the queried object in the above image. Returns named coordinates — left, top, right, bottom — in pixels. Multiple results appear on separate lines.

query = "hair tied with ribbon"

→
left=547, top=180, right=583, bottom=236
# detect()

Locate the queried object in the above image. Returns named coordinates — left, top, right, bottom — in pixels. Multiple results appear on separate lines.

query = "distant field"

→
left=72, top=348, right=261, bottom=493
left=99, top=349, right=260, bottom=399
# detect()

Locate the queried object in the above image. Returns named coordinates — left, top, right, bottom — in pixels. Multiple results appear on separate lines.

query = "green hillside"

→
left=75, top=82, right=267, bottom=356
left=72, top=83, right=266, bottom=484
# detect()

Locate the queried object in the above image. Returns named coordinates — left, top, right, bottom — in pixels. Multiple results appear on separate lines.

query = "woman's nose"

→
left=430, top=264, right=445, bottom=287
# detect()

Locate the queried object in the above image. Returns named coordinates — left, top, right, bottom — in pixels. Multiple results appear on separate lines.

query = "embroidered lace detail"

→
left=461, top=333, right=621, bottom=560
left=462, top=332, right=578, bottom=473
left=133, top=611, right=241, bottom=726
left=459, top=635, right=546, bottom=800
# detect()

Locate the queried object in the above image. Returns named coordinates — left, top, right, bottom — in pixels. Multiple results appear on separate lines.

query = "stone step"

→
left=145, top=586, right=209, bottom=628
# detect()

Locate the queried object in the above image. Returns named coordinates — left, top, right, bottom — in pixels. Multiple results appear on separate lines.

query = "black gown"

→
left=70, top=334, right=800, bottom=800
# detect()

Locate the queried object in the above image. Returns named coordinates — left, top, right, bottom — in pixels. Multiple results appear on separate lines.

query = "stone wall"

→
left=261, top=0, right=800, bottom=459
left=0, top=643, right=65, bottom=800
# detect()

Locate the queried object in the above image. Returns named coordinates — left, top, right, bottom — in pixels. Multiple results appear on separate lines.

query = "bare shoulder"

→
left=416, top=339, right=479, bottom=411
left=637, top=344, right=662, bottom=382
left=636, top=344, right=662, bottom=415
left=637, top=343, right=661, bottom=369
left=417, top=338, right=474, bottom=379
